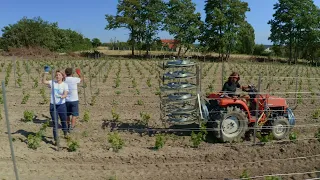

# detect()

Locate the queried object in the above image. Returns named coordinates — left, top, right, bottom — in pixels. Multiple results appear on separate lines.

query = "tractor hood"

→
left=262, top=95, right=288, bottom=108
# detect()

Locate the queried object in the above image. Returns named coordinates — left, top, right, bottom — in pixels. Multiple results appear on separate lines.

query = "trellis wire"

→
left=233, top=170, right=320, bottom=180
left=240, top=75, right=320, bottom=80
left=1, top=57, right=320, bottom=179
left=30, top=87, right=320, bottom=95
left=0, top=152, right=316, bottom=169
left=100, top=125, right=320, bottom=132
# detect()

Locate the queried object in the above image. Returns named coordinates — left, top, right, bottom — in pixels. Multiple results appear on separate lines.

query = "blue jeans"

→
left=50, top=103, right=67, bottom=141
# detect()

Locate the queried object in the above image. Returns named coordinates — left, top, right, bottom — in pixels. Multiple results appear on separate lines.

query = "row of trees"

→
left=0, top=17, right=102, bottom=52
left=106, top=0, right=320, bottom=62
left=104, top=0, right=264, bottom=58
left=106, top=0, right=204, bottom=56
left=102, top=40, right=268, bottom=56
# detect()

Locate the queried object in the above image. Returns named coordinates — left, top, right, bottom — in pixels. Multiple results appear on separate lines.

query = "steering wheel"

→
left=242, top=84, right=252, bottom=92
left=220, top=93, right=227, bottom=98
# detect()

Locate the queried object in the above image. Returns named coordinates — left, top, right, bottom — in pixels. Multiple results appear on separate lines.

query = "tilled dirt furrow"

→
left=0, top=154, right=319, bottom=180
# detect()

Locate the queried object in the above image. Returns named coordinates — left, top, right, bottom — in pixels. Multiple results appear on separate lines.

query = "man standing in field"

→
left=64, top=67, right=83, bottom=132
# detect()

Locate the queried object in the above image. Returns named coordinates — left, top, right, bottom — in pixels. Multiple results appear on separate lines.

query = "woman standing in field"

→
left=41, top=67, right=69, bottom=144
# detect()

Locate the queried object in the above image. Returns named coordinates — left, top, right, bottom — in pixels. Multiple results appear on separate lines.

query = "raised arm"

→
left=75, top=68, right=84, bottom=82
left=78, top=73, right=84, bottom=82
left=41, top=72, right=50, bottom=85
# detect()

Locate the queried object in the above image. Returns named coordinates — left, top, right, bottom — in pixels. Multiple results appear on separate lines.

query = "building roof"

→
left=161, top=39, right=179, bottom=49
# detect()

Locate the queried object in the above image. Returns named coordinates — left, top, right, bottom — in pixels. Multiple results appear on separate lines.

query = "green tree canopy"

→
left=92, top=38, right=102, bottom=48
left=0, top=37, right=4, bottom=49
left=253, top=44, right=266, bottom=56
left=105, top=0, right=166, bottom=56
left=105, top=0, right=143, bottom=56
left=235, top=21, right=255, bottom=55
left=1, top=16, right=92, bottom=52
left=201, top=0, right=251, bottom=61
left=140, top=0, right=166, bottom=55
left=164, top=0, right=202, bottom=56
left=268, top=0, right=320, bottom=64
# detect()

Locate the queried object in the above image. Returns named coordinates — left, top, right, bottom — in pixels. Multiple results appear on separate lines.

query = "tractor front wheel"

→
left=272, top=116, right=290, bottom=140
left=213, top=106, right=248, bottom=142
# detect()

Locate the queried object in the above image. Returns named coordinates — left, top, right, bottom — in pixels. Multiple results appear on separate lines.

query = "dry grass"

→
left=1, top=46, right=306, bottom=64
left=95, top=48, right=288, bottom=63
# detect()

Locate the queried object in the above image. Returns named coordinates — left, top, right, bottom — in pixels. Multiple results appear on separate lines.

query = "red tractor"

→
left=201, top=85, right=296, bottom=142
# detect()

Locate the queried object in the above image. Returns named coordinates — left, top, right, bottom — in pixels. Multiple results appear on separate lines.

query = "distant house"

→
left=161, top=39, right=180, bottom=49
left=263, top=45, right=273, bottom=53
left=264, top=48, right=272, bottom=53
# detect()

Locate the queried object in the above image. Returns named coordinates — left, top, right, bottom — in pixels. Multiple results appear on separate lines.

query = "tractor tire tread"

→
left=213, top=106, right=248, bottom=142
left=272, top=116, right=290, bottom=140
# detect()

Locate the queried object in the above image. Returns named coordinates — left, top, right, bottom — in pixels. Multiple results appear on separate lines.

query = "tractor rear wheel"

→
left=271, top=116, right=290, bottom=140
left=213, top=106, right=248, bottom=142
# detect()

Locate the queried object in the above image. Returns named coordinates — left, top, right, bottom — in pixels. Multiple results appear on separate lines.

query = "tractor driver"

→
left=221, top=72, right=250, bottom=102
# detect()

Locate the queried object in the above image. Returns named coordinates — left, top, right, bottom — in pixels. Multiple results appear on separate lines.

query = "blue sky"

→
left=1, top=0, right=319, bottom=45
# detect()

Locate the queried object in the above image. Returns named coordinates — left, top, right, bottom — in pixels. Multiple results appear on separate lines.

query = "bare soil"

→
left=0, top=57, right=319, bottom=180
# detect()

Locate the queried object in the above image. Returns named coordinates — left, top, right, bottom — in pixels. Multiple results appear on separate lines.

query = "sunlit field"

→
left=0, top=56, right=319, bottom=179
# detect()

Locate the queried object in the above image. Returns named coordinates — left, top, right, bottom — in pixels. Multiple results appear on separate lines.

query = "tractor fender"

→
left=219, top=100, right=251, bottom=116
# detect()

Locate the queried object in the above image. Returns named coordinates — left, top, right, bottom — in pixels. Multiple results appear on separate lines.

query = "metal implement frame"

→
left=160, top=58, right=201, bottom=125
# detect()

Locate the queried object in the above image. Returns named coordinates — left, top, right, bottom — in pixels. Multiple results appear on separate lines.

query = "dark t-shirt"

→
left=222, top=81, right=241, bottom=97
